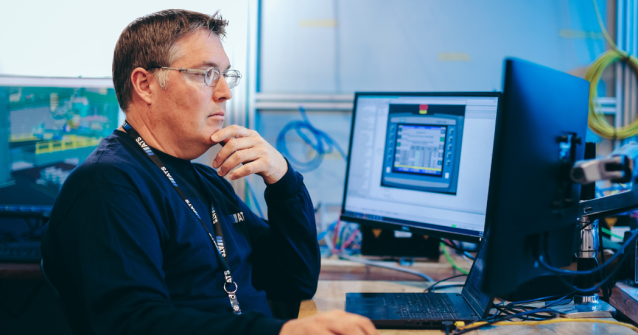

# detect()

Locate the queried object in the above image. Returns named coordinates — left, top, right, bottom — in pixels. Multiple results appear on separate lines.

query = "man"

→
left=41, top=9, right=377, bottom=335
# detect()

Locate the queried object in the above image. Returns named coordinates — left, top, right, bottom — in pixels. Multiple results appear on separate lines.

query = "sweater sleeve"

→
left=43, top=182, right=286, bottom=335
left=247, top=161, right=321, bottom=301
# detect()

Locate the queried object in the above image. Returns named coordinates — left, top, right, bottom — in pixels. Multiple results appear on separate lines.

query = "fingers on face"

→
left=227, top=160, right=260, bottom=180
left=219, top=147, right=267, bottom=177
left=213, top=137, right=254, bottom=168
left=211, top=125, right=255, bottom=143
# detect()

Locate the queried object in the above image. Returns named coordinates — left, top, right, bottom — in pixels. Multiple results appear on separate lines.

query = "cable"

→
left=586, top=0, right=638, bottom=140
left=599, top=222, right=612, bottom=301
left=337, top=253, right=435, bottom=282
left=538, top=228, right=638, bottom=276
left=441, top=243, right=469, bottom=275
left=490, top=292, right=575, bottom=321
left=339, top=228, right=360, bottom=251
left=331, top=220, right=341, bottom=254
left=316, top=220, right=338, bottom=241
left=550, top=249, right=629, bottom=293
left=452, top=309, right=559, bottom=334
left=276, top=106, right=348, bottom=172
left=602, top=227, right=624, bottom=240
left=441, top=239, right=476, bottom=261
left=424, top=274, right=467, bottom=293
left=456, top=318, right=638, bottom=335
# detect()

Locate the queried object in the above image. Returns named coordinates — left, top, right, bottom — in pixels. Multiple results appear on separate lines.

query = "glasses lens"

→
left=224, top=70, right=241, bottom=89
left=205, top=68, right=220, bottom=86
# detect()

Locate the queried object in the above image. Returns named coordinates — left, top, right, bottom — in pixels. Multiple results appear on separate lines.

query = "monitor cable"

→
left=538, top=228, right=638, bottom=276
left=538, top=230, right=636, bottom=294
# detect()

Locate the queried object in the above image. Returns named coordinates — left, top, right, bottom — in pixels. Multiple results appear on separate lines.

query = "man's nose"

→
left=213, top=76, right=233, bottom=102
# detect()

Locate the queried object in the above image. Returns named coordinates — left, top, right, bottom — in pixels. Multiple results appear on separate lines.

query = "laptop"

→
left=345, top=229, right=494, bottom=329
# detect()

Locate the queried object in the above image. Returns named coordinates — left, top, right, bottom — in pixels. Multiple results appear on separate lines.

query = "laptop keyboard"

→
left=388, top=293, right=460, bottom=320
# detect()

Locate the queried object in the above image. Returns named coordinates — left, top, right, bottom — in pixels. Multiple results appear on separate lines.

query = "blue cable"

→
left=276, top=106, right=348, bottom=172
left=317, top=220, right=338, bottom=241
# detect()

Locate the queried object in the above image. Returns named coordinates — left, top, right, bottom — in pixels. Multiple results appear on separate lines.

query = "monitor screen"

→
left=0, top=76, right=121, bottom=209
left=341, top=92, right=500, bottom=240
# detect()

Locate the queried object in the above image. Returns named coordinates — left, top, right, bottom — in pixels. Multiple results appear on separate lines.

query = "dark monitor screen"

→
left=482, top=59, right=588, bottom=296
left=341, top=92, right=501, bottom=241
left=0, top=76, right=121, bottom=230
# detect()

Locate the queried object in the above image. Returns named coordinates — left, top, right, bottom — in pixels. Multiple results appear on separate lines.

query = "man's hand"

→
left=279, top=310, right=378, bottom=335
left=211, top=125, right=288, bottom=184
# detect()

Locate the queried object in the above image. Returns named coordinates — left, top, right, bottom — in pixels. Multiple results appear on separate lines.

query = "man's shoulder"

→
left=60, top=131, right=148, bottom=196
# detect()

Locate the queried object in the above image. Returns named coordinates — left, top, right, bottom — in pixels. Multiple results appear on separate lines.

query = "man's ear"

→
left=130, top=67, right=154, bottom=105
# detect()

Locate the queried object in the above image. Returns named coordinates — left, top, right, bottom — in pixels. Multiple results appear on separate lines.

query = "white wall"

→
left=0, top=1, right=254, bottom=176
left=0, top=0, right=250, bottom=79
left=260, top=0, right=609, bottom=93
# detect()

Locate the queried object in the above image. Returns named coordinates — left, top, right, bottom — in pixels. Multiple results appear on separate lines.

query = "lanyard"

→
left=122, top=121, right=242, bottom=315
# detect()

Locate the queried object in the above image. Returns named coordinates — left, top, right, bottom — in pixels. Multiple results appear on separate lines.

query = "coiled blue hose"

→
left=246, top=106, right=348, bottom=217
left=276, top=106, right=348, bottom=172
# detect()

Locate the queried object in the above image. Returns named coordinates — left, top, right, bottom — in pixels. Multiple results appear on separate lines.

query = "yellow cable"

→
left=458, top=318, right=638, bottom=334
left=586, top=0, right=638, bottom=140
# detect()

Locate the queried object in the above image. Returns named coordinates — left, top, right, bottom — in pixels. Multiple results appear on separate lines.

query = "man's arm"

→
left=45, top=182, right=285, bottom=335
left=245, top=161, right=321, bottom=300
left=210, top=125, right=320, bottom=300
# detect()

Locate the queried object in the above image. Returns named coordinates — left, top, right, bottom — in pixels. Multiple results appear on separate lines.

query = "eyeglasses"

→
left=150, top=67, right=242, bottom=89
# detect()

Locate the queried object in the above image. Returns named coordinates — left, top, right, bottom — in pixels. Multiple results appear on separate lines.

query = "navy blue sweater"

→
left=41, top=130, right=320, bottom=335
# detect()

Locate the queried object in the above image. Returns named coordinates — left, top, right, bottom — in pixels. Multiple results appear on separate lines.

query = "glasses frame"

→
left=149, top=66, right=242, bottom=88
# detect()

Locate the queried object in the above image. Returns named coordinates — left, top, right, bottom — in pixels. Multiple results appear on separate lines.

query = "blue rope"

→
left=276, top=106, right=348, bottom=172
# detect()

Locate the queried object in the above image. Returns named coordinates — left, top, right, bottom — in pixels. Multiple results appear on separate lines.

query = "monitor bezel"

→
left=340, top=91, right=503, bottom=243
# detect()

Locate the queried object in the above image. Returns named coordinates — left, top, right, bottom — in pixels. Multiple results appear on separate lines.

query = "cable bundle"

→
left=276, top=106, right=348, bottom=172
left=587, top=0, right=638, bottom=140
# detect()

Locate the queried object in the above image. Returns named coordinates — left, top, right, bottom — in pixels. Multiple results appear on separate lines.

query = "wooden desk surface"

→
left=300, top=280, right=637, bottom=335
left=0, top=263, right=41, bottom=279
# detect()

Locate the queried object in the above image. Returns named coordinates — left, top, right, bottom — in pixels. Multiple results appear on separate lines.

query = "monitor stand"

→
left=549, top=217, right=615, bottom=318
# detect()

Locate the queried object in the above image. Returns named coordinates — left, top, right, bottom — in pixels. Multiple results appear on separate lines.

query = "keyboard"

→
left=389, top=293, right=459, bottom=320
left=0, top=242, right=42, bottom=263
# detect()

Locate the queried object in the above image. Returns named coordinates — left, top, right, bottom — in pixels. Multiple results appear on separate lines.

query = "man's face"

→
left=152, top=29, right=232, bottom=149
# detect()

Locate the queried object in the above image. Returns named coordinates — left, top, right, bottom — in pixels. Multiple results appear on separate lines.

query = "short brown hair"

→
left=112, top=9, right=228, bottom=111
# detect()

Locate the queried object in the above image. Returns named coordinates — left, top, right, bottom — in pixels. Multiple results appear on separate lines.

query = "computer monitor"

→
left=0, top=76, right=121, bottom=233
left=482, top=58, right=589, bottom=296
left=341, top=92, right=501, bottom=242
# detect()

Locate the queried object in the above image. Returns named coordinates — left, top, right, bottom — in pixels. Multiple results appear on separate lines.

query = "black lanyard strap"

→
left=122, top=121, right=241, bottom=315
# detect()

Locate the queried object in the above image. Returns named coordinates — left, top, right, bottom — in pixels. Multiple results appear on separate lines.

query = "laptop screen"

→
left=461, top=227, right=493, bottom=318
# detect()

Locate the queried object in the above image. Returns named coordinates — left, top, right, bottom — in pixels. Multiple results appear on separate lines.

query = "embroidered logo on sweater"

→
left=229, top=212, right=244, bottom=224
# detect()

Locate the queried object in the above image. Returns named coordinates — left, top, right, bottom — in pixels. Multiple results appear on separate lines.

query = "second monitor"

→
left=341, top=92, right=501, bottom=241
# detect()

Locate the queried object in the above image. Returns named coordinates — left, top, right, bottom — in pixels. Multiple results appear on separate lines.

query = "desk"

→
left=300, top=280, right=637, bottom=334
left=0, top=263, right=41, bottom=279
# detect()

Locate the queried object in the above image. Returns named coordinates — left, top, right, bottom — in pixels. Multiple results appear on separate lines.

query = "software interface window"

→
left=344, top=95, right=499, bottom=236
left=382, top=103, right=465, bottom=195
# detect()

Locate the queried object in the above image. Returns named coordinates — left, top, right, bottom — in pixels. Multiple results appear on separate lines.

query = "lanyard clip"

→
left=224, top=281, right=242, bottom=315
